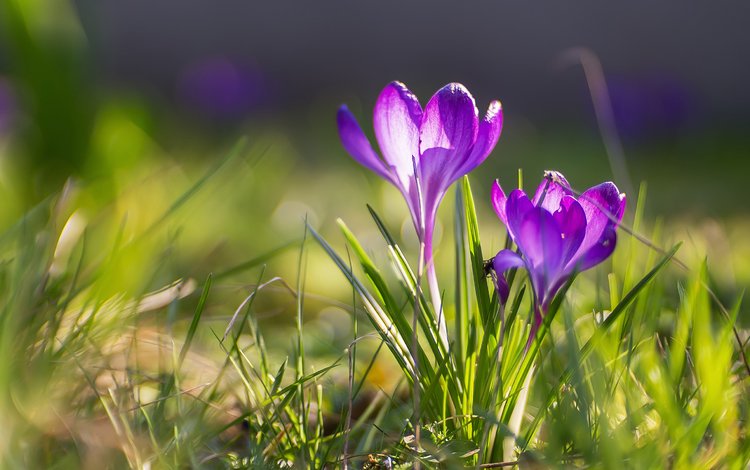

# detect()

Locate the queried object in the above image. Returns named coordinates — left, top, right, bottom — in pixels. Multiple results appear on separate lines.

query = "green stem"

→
left=503, top=363, right=535, bottom=460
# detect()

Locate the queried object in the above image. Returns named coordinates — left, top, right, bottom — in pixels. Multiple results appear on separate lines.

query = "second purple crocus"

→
left=337, top=81, right=502, bottom=344
left=490, top=171, right=626, bottom=344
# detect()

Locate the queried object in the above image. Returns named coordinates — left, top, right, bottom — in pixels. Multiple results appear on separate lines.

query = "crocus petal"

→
left=337, top=105, right=393, bottom=183
left=505, top=189, right=535, bottom=244
left=579, top=182, right=627, bottom=223
left=403, top=177, right=425, bottom=240
left=575, top=224, right=617, bottom=271
left=518, top=208, right=565, bottom=293
left=420, top=91, right=498, bottom=237
left=373, top=81, right=423, bottom=189
left=532, top=170, right=574, bottom=213
left=491, top=180, right=508, bottom=225
left=571, top=182, right=626, bottom=269
left=554, top=196, right=587, bottom=267
left=419, top=83, right=478, bottom=155
left=491, top=249, right=525, bottom=303
left=418, top=84, right=479, bottom=188
left=516, top=207, right=563, bottom=304
left=452, top=100, right=503, bottom=180
left=420, top=189, right=442, bottom=254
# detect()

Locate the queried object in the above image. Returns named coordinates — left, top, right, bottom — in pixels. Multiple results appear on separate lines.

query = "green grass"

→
left=310, top=173, right=749, bottom=468
left=0, top=132, right=747, bottom=468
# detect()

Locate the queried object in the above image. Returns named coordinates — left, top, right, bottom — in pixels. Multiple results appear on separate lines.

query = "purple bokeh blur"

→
left=609, top=74, right=692, bottom=141
left=176, top=57, right=267, bottom=121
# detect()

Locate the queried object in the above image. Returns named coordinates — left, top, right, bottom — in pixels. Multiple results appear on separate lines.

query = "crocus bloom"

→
left=337, top=81, right=503, bottom=343
left=337, top=81, right=502, bottom=254
left=490, top=171, right=626, bottom=342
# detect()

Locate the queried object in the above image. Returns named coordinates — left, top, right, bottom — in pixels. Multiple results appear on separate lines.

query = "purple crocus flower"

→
left=337, top=81, right=502, bottom=343
left=490, top=171, right=626, bottom=343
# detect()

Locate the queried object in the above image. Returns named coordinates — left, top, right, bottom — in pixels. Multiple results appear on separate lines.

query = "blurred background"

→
left=86, top=0, right=750, bottom=214
left=0, top=0, right=748, bottom=327
left=3, top=1, right=750, bottom=205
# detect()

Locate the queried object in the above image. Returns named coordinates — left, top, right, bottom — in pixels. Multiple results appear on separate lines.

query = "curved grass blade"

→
left=308, top=223, right=416, bottom=379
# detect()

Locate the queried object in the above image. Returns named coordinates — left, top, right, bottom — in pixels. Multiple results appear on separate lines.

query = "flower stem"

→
left=525, top=304, right=544, bottom=351
left=503, top=363, right=535, bottom=461
left=412, top=241, right=425, bottom=468
left=427, top=257, right=449, bottom=350
left=423, top=219, right=448, bottom=349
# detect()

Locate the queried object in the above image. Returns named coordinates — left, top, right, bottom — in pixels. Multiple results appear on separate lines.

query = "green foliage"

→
left=1, top=0, right=94, bottom=193
left=531, top=191, right=750, bottom=469
left=312, top=176, right=750, bottom=468
left=0, top=155, right=747, bottom=469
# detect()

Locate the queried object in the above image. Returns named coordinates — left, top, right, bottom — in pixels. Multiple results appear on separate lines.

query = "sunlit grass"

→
left=0, top=124, right=747, bottom=469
